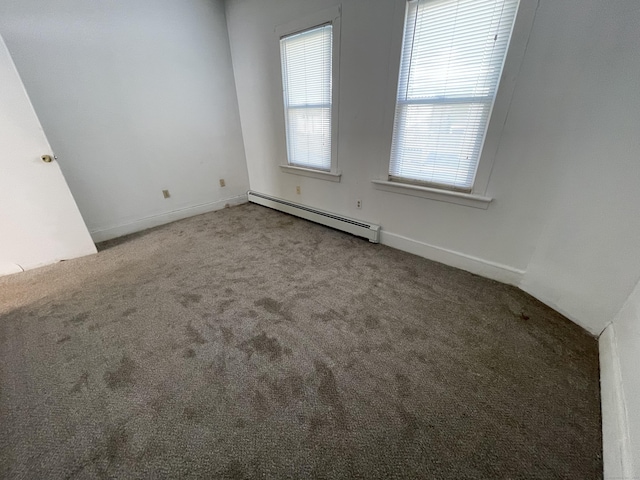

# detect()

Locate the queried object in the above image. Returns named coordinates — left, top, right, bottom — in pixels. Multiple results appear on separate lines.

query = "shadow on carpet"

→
left=0, top=203, right=602, bottom=479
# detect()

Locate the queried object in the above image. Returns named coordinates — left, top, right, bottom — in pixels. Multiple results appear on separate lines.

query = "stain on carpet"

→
left=396, top=403, right=420, bottom=441
left=315, top=360, right=347, bottom=428
left=267, top=374, right=305, bottom=405
left=68, top=311, right=90, bottom=325
left=70, top=372, right=89, bottom=394
left=364, top=315, right=380, bottom=329
left=396, top=373, right=412, bottom=398
left=183, top=348, right=196, bottom=358
left=179, top=293, right=202, bottom=307
left=104, top=426, right=129, bottom=464
left=254, top=297, right=292, bottom=322
left=210, top=354, right=227, bottom=378
left=238, top=332, right=283, bottom=361
left=104, top=356, right=136, bottom=389
left=216, top=299, right=235, bottom=314
left=220, top=326, right=234, bottom=344
left=252, top=390, right=270, bottom=418
left=0, top=203, right=603, bottom=479
left=185, top=323, right=206, bottom=345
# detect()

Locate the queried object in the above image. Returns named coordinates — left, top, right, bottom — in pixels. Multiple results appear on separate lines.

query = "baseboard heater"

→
left=248, top=191, right=380, bottom=243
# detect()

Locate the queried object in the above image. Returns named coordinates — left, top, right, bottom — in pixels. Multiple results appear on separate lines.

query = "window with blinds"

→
left=390, top=0, right=519, bottom=191
left=280, top=24, right=333, bottom=171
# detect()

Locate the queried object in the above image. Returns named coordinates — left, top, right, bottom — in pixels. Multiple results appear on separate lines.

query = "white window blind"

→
left=390, top=0, right=519, bottom=191
left=280, top=24, right=333, bottom=171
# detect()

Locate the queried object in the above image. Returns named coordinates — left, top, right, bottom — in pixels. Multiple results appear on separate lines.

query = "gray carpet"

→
left=0, top=203, right=602, bottom=479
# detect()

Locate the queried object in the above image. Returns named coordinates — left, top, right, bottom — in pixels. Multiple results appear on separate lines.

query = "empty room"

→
left=1, top=0, right=638, bottom=478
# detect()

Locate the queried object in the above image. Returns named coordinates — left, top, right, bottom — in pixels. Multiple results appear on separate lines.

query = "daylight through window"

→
left=280, top=24, right=333, bottom=171
left=390, top=0, right=519, bottom=191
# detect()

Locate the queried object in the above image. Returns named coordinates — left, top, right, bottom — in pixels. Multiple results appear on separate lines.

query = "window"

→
left=279, top=22, right=336, bottom=173
left=389, top=0, right=519, bottom=192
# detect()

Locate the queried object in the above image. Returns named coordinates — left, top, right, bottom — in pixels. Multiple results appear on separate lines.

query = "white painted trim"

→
left=372, top=180, right=492, bottom=209
left=275, top=5, right=341, bottom=38
left=380, top=230, right=524, bottom=286
left=280, top=164, right=342, bottom=182
left=599, top=324, right=633, bottom=480
left=90, top=194, right=248, bottom=243
left=471, top=0, right=540, bottom=194
left=378, top=0, right=539, bottom=196
left=276, top=5, right=342, bottom=177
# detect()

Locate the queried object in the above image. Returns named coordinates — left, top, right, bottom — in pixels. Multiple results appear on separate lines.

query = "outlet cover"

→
left=219, top=179, right=226, bottom=187
left=162, top=189, right=170, bottom=199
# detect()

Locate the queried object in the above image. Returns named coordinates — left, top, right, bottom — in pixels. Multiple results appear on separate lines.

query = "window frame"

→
left=276, top=6, right=342, bottom=182
left=374, top=0, right=538, bottom=208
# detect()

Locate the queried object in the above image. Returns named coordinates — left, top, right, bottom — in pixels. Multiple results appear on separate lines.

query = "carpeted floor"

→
left=0, top=203, right=602, bottom=479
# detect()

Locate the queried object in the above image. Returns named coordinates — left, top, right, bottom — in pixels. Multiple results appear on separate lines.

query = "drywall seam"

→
left=599, top=324, right=633, bottom=479
left=90, top=194, right=248, bottom=243
left=380, top=230, right=525, bottom=286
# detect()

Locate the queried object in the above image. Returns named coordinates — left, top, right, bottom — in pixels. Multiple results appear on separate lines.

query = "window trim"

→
left=280, top=164, right=342, bottom=182
left=375, top=0, right=539, bottom=205
left=276, top=6, right=341, bottom=181
left=372, top=180, right=493, bottom=209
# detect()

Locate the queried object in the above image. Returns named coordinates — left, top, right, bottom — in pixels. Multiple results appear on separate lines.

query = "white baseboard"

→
left=599, top=324, right=633, bottom=480
left=379, top=231, right=524, bottom=286
left=90, top=194, right=248, bottom=243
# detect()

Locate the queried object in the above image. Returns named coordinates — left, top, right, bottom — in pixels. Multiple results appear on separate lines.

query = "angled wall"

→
left=518, top=1, right=640, bottom=335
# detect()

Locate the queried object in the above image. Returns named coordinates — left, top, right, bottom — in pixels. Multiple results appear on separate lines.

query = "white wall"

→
left=601, top=279, right=640, bottom=479
left=225, top=0, right=640, bottom=335
left=225, top=0, right=547, bottom=278
left=518, top=0, right=640, bottom=335
left=0, top=33, right=96, bottom=276
left=0, top=0, right=249, bottom=242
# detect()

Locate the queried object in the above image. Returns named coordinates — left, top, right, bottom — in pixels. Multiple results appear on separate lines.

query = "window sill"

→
left=372, top=180, right=492, bottom=209
left=280, top=165, right=342, bottom=182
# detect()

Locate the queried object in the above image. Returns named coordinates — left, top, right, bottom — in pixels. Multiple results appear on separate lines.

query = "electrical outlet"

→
left=296, top=186, right=301, bottom=195
left=356, top=199, right=362, bottom=209
left=162, top=189, right=170, bottom=199
left=219, top=179, right=226, bottom=187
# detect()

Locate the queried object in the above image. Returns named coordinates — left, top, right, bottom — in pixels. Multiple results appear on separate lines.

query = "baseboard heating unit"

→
left=248, top=191, right=380, bottom=243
